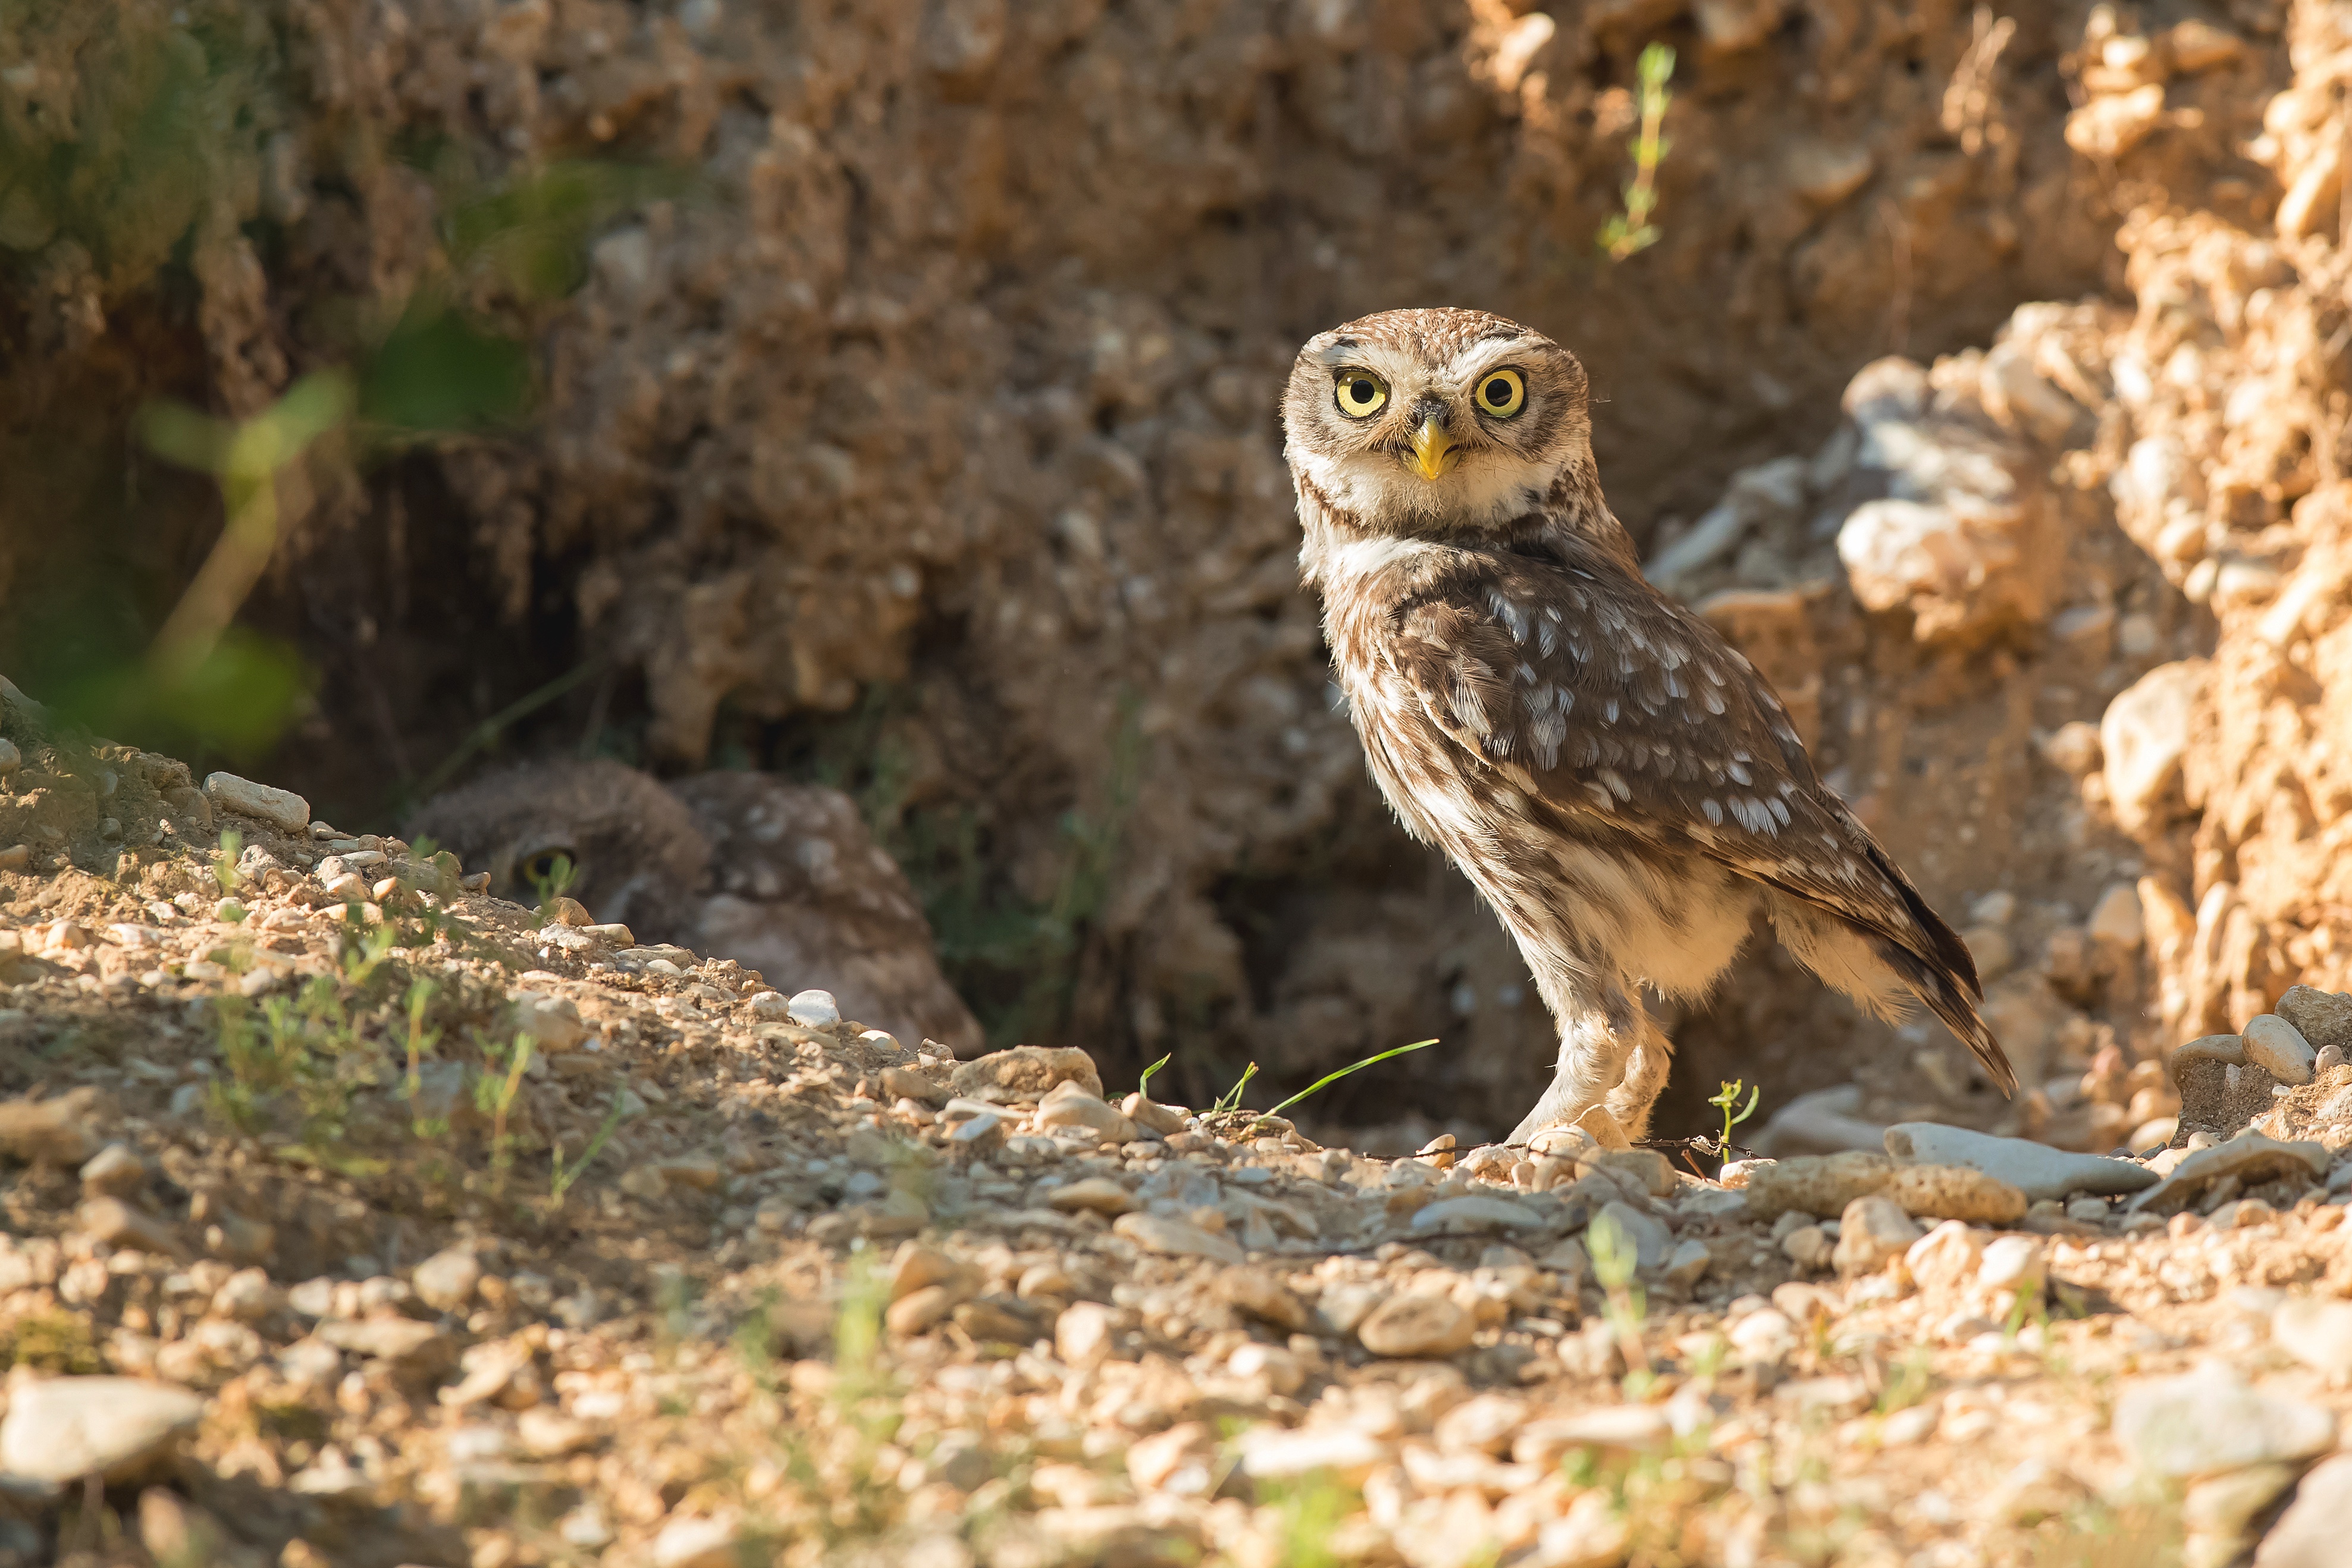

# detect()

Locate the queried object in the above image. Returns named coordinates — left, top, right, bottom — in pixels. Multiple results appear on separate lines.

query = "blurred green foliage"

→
left=1, top=0, right=683, bottom=773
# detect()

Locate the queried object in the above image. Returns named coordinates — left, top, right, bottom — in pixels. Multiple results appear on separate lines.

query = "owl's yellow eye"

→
left=1475, top=367, right=1526, bottom=418
left=1334, top=369, right=1389, bottom=419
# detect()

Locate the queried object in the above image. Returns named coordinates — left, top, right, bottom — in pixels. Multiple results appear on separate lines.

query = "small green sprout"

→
left=1709, top=1077, right=1761, bottom=1150
left=1599, top=43, right=1675, bottom=261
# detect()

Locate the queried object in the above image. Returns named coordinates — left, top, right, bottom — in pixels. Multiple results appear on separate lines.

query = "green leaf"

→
left=1265, top=1038, right=1440, bottom=1120
left=360, top=308, right=533, bottom=433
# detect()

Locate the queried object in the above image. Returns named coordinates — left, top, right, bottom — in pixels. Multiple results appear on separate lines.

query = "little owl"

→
left=1282, top=308, right=2014, bottom=1144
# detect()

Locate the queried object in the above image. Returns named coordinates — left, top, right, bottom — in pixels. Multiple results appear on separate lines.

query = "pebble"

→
left=316, top=1318, right=457, bottom=1381
left=2256, top=1453, right=2352, bottom=1567
left=1234, top=1425, right=1388, bottom=1481
left=1883, top=1122, right=2157, bottom=1201
left=0, top=1087, right=102, bottom=1166
left=202, top=771, right=309, bottom=832
left=1053, top=1302, right=1118, bottom=1368
left=1741, top=1150, right=1892, bottom=1220
left=0, top=1376, right=206, bottom=1484
left=77, top=1142, right=146, bottom=1197
left=1111, top=1212, right=1243, bottom=1264
left=785, top=990, right=841, bottom=1027
left=652, top=1515, right=743, bottom=1568
left=880, top=1067, right=946, bottom=1105
left=2241, top=1014, right=2317, bottom=1086
left=2113, top=1361, right=2337, bottom=1477
left=1034, top=1084, right=1138, bottom=1143
left=1215, top=1269, right=1309, bottom=1331
left=79, top=1196, right=184, bottom=1257
left=2271, top=1298, right=2352, bottom=1376
left=1663, top=1238, right=1712, bottom=1288
left=744, top=992, right=792, bottom=1020
left=413, top=1246, right=484, bottom=1312
left=1510, top=1406, right=1671, bottom=1464
left=1883, top=1163, right=2028, bottom=1224
left=1356, top=1291, right=1475, bottom=1358
left=1046, top=1177, right=1135, bottom=1215
left=1120, top=1093, right=1188, bottom=1137
left=2128, top=1133, right=2329, bottom=1215
left=1411, top=1194, right=1547, bottom=1234
left=2275, top=984, right=2352, bottom=1057
left=951, top=1046, right=1105, bottom=1102
left=1832, top=1196, right=1921, bottom=1278
left=1975, top=1235, right=2047, bottom=1299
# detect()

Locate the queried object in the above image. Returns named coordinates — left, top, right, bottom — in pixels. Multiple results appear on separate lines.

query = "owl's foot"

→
left=1507, top=998, right=1676, bottom=1146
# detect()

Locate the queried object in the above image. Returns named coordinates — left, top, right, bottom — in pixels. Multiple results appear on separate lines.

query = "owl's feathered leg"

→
left=1507, top=972, right=1648, bottom=1145
left=1601, top=1013, right=1675, bottom=1140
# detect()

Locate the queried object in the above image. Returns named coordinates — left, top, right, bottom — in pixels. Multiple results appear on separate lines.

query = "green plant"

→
left=1708, top=1077, right=1760, bottom=1150
left=1265, top=1037, right=1438, bottom=1120
left=1210, top=1061, right=1259, bottom=1115
left=1136, top=1050, right=1172, bottom=1100
left=475, top=1033, right=535, bottom=1191
left=1586, top=1210, right=1651, bottom=1385
left=528, top=852, right=579, bottom=919
left=1598, top=43, right=1675, bottom=261
left=211, top=829, right=243, bottom=896
left=550, top=1087, right=630, bottom=1205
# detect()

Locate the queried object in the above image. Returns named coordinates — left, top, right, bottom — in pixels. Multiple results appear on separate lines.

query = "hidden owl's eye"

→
left=1334, top=369, right=1389, bottom=419
left=518, top=846, right=579, bottom=897
left=1475, top=367, right=1527, bottom=418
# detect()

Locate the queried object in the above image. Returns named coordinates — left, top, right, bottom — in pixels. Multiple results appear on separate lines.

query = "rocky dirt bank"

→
left=1, top=695, right=2349, bottom=1567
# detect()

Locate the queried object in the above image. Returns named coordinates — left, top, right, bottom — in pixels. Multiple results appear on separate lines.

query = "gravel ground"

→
left=0, top=724, right=2350, bottom=1568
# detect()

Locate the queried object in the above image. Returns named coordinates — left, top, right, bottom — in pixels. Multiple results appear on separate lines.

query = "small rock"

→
left=1883, top=1163, right=2027, bottom=1225
left=2185, top=1462, right=2302, bottom=1544
left=1727, top=1308, right=1797, bottom=1363
left=518, top=1407, right=598, bottom=1458
left=1121, top=1093, right=1188, bottom=1137
left=79, top=1196, right=184, bottom=1257
left=2257, top=1453, right=2352, bottom=1568
left=2272, top=1298, right=2352, bottom=1376
left=951, top=1045, right=1104, bottom=1102
left=1904, top=1221, right=1987, bottom=1297
left=2100, top=660, right=2202, bottom=834
left=880, top=1067, right=945, bottom=1105
left=1127, top=1422, right=1216, bottom=1492
left=2114, top=1362, right=2337, bottom=1478
left=202, top=771, right=310, bottom=833
left=1035, top=1083, right=1138, bottom=1143
left=653, top=1514, right=742, bottom=1568
left=1832, top=1196, right=1921, bottom=1278
left=1573, top=1104, right=1633, bottom=1151
left=953, top=1296, right=1038, bottom=1344
left=138, top=1489, right=234, bottom=1567
left=1234, top=1425, right=1389, bottom=1481
left=0, top=1086, right=105, bottom=1165
left=1511, top=1406, right=1672, bottom=1465
left=1046, top=1177, right=1134, bottom=1215
left=888, top=1243, right=966, bottom=1303
left=1884, top=1122, right=2157, bottom=1200
left=744, top=992, right=792, bottom=1020
left=1434, top=1393, right=1529, bottom=1456
left=77, top=1143, right=146, bottom=1197
left=1357, top=1291, right=1475, bottom=1358
left=1112, top=1212, right=1243, bottom=1264
left=1717, top=1159, right=1768, bottom=1188
left=2086, top=882, right=2146, bottom=949
left=1054, top=1301, right=1119, bottom=1368
left=1663, top=1237, right=1712, bottom=1288
left=1780, top=1225, right=1832, bottom=1270
left=2129, top=1134, right=2330, bottom=1215
left=887, top=1285, right=961, bottom=1337
left=1412, top=1194, right=1547, bottom=1234
left=1975, top=1235, right=2047, bottom=1300
left=514, top=993, right=588, bottom=1052
left=315, top=1318, right=456, bottom=1382
left=412, top=1246, right=482, bottom=1312
left=211, top=1268, right=277, bottom=1322
left=2243, top=1015, right=2317, bottom=1086
left=0, top=1376, right=205, bottom=1483
left=2276, top=985, right=2352, bottom=1058
left=1742, top=1150, right=1893, bottom=1220
left=1595, top=1148, right=1676, bottom=1198
left=1216, top=1268, right=1309, bottom=1331
left=785, top=990, right=840, bottom=1027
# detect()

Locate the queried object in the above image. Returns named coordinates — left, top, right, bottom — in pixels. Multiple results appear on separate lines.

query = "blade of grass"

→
left=1265, top=1038, right=1438, bottom=1120
left=1211, top=1062, right=1259, bottom=1115
left=1136, top=1051, right=1172, bottom=1099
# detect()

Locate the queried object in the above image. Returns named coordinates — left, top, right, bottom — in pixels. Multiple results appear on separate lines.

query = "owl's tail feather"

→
left=1769, top=896, right=2018, bottom=1097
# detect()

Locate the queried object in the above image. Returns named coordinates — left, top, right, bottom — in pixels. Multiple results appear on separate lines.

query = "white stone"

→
left=1412, top=1194, right=1547, bottom=1234
left=201, top=772, right=309, bottom=833
left=2086, top=882, right=2146, bottom=949
left=785, top=990, right=840, bottom=1027
left=2257, top=1453, right=2352, bottom=1567
left=2242, top=1014, right=2317, bottom=1087
left=0, top=1376, right=205, bottom=1484
left=2115, top=1362, right=2337, bottom=1478
left=1235, top=1425, right=1389, bottom=1479
left=2272, top=1298, right=2352, bottom=1376
left=2100, top=661, right=2203, bottom=834
left=1884, top=1122, right=2156, bottom=1200
left=412, top=1246, right=483, bottom=1312
left=653, top=1515, right=742, bottom=1568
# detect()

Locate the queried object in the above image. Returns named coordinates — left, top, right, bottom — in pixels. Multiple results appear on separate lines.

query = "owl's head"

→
left=1282, top=308, right=1594, bottom=535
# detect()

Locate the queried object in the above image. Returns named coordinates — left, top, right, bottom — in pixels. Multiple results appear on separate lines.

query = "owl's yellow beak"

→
left=1409, top=417, right=1459, bottom=481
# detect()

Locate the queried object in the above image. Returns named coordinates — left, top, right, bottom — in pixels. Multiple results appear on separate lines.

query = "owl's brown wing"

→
left=1382, top=548, right=2011, bottom=1091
